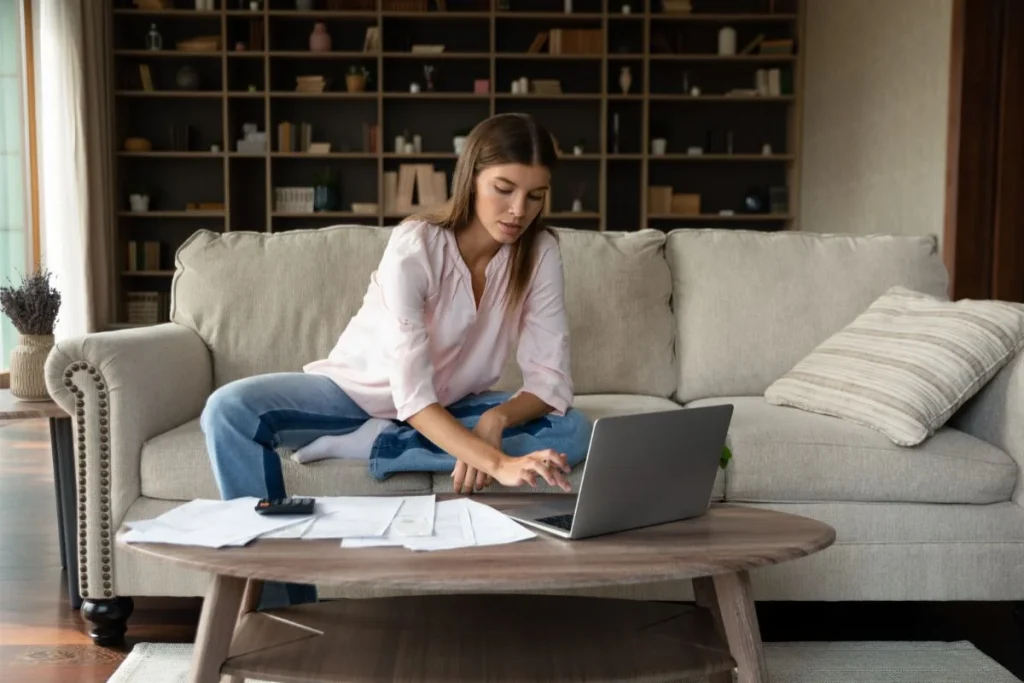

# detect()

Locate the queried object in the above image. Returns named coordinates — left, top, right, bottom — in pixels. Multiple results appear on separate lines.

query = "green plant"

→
left=313, top=167, right=339, bottom=188
left=720, top=445, right=732, bottom=470
left=0, top=268, right=62, bottom=336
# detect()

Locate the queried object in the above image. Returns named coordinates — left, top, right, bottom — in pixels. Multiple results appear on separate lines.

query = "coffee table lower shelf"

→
left=211, top=589, right=738, bottom=683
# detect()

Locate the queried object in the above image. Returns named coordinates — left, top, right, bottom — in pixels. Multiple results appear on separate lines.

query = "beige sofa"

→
left=45, top=225, right=1024, bottom=638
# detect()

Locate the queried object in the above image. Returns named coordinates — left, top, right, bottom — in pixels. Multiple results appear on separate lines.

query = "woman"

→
left=199, top=114, right=592, bottom=602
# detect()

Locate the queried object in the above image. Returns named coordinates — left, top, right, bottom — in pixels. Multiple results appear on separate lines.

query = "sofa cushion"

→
left=172, top=226, right=394, bottom=389
left=665, top=229, right=949, bottom=403
left=174, top=225, right=677, bottom=398
left=686, top=396, right=1017, bottom=504
left=140, top=418, right=432, bottom=501
left=432, top=394, right=725, bottom=501
left=765, top=287, right=1024, bottom=446
left=494, top=227, right=676, bottom=397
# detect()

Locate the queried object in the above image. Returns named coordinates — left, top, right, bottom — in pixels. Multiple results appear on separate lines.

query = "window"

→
left=0, top=0, right=32, bottom=371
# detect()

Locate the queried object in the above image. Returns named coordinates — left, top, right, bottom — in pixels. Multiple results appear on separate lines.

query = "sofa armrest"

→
left=44, top=322, right=212, bottom=601
left=950, top=351, right=1024, bottom=505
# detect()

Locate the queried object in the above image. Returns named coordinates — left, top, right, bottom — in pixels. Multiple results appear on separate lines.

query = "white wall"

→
left=798, top=0, right=953, bottom=248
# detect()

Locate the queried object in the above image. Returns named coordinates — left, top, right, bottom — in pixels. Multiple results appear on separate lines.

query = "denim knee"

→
left=563, top=408, right=594, bottom=462
left=199, top=382, right=252, bottom=437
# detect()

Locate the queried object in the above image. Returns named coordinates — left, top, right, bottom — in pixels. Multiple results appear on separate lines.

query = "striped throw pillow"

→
left=764, top=287, right=1024, bottom=446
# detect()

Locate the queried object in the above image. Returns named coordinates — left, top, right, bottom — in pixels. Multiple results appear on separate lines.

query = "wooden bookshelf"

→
left=110, top=0, right=802, bottom=326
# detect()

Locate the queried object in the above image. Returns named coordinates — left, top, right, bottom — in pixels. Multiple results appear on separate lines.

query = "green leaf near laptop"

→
left=720, top=445, right=732, bottom=470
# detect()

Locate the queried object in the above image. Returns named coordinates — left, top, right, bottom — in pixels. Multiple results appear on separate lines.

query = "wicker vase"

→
left=10, top=334, right=54, bottom=402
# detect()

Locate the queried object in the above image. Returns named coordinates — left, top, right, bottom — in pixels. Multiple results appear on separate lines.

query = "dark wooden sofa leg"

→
left=82, top=597, right=134, bottom=647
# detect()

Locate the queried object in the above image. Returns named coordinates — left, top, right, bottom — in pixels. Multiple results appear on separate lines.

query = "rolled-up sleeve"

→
left=377, top=224, right=439, bottom=422
left=515, top=238, right=574, bottom=416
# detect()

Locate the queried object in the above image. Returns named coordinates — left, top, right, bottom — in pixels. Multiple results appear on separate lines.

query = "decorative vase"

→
left=453, top=135, right=468, bottom=155
left=175, top=65, right=199, bottom=90
left=718, top=26, right=736, bottom=55
left=346, top=72, right=366, bottom=92
left=129, top=194, right=150, bottom=212
left=309, top=22, right=331, bottom=52
left=10, top=334, right=54, bottom=402
left=313, top=185, right=339, bottom=211
left=619, top=66, right=632, bottom=94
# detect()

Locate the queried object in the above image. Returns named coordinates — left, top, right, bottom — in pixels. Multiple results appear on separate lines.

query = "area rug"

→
left=108, top=640, right=1021, bottom=682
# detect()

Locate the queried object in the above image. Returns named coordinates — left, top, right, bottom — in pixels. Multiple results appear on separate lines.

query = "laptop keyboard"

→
left=537, top=513, right=574, bottom=531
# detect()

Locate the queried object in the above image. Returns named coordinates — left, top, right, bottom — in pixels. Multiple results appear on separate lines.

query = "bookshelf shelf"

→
left=110, top=0, right=803, bottom=326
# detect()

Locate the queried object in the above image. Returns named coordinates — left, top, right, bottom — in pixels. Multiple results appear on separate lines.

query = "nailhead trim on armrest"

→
left=64, top=362, right=113, bottom=599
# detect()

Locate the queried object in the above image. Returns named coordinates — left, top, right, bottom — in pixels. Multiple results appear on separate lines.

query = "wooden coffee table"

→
left=0, top=389, right=80, bottom=608
left=121, top=495, right=835, bottom=683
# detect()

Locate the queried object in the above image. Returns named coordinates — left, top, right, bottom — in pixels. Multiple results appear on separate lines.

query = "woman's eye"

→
left=528, top=194, right=543, bottom=202
left=495, top=186, right=513, bottom=194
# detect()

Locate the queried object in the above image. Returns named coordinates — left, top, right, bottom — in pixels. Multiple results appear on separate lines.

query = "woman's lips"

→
left=498, top=221, right=521, bottom=236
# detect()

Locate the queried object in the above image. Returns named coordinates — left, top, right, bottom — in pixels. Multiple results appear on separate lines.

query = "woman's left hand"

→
left=452, top=411, right=505, bottom=493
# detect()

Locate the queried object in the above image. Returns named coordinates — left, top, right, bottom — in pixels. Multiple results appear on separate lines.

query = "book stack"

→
left=295, top=75, right=327, bottom=93
left=126, top=292, right=170, bottom=325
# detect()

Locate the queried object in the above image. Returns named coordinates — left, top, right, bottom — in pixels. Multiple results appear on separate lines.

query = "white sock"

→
left=291, top=418, right=393, bottom=464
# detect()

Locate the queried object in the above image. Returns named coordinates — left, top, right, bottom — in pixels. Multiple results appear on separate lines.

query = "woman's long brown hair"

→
left=406, top=113, right=558, bottom=316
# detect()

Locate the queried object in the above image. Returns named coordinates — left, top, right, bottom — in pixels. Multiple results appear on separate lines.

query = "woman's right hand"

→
left=493, top=449, right=573, bottom=492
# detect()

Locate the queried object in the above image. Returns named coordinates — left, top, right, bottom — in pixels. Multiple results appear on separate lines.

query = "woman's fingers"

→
left=451, top=461, right=465, bottom=493
left=462, top=466, right=477, bottom=494
left=475, top=469, right=488, bottom=491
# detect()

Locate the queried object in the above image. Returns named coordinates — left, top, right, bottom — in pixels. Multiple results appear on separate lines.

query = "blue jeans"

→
left=199, top=372, right=592, bottom=608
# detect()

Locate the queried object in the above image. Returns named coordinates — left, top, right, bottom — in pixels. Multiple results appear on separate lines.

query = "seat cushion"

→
left=140, top=418, right=432, bottom=501
left=431, top=394, right=726, bottom=501
left=686, top=397, right=1017, bottom=504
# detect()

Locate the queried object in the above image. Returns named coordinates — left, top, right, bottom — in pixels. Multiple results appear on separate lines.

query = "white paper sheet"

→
left=340, top=498, right=537, bottom=551
left=120, top=497, right=313, bottom=548
left=464, top=499, right=537, bottom=547
left=339, top=495, right=436, bottom=548
left=400, top=498, right=476, bottom=551
left=300, top=496, right=404, bottom=539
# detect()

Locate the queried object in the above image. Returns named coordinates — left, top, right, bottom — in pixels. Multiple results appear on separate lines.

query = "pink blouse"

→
left=303, top=220, right=573, bottom=422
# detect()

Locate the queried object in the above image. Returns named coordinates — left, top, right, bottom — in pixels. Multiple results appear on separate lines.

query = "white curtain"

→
left=39, top=0, right=90, bottom=339
left=38, top=0, right=115, bottom=339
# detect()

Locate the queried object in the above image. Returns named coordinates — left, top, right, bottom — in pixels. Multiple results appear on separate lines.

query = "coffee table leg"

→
left=224, top=579, right=264, bottom=683
left=188, top=574, right=247, bottom=683
left=693, top=577, right=733, bottom=683
left=693, top=571, right=768, bottom=683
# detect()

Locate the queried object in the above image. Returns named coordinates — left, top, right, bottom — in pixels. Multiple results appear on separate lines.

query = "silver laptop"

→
left=507, top=405, right=733, bottom=540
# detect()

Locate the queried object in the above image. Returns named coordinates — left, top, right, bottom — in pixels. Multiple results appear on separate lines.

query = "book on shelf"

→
left=547, top=29, right=603, bottom=56
left=126, top=241, right=162, bottom=271
left=389, top=164, right=447, bottom=213
left=277, top=122, right=314, bottom=152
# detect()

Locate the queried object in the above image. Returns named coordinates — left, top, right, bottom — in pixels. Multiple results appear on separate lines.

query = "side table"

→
left=0, top=389, right=80, bottom=609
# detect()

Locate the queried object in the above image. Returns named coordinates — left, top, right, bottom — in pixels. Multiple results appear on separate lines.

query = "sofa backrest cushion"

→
left=665, top=229, right=950, bottom=403
left=173, top=225, right=678, bottom=398
left=172, top=226, right=393, bottom=388
left=493, top=227, right=677, bottom=397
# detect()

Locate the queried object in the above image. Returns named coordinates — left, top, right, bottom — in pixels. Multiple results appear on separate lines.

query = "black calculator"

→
left=255, top=497, right=316, bottom=516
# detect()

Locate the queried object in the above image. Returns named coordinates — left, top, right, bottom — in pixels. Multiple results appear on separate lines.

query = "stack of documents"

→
left=121, top=495, right=536, bottom=551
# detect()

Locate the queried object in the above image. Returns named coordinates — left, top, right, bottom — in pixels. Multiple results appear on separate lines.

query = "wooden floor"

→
left=0, top=418, right=1021, bottom=681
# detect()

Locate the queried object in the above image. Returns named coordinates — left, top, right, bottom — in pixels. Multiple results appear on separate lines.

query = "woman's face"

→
left=472, top=163, right=550, bottom=244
